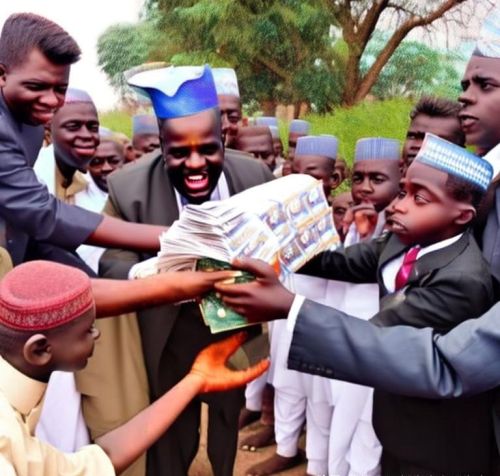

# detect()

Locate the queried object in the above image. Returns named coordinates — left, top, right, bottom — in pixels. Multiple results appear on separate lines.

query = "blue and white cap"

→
left=295, top=135, right=338, bottom=160
left=212, top=68, right=240, bottom=97
left=127, top=65, right=219, bottom=119
left=268, top=125, right=280, bottom=139
left=133, top=114, right=159, bottom=135
left=99, top=126, right=113, bottom=137
left=289, top=119, right=310, bottom=135
left=355, top=137, right=400, bottom=162
left=474, top=7, right=500, bottom=58
left=64, top=88, right=94, bottom=105
left=256, top=116, right=278, bottom=127
left=415, top=133, right=493, bottom=192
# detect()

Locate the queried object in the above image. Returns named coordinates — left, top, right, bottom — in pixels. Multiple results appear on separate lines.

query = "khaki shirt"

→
left=0, top=356, right=114, bottom=475
left=54, top=167, right=88, bottom=205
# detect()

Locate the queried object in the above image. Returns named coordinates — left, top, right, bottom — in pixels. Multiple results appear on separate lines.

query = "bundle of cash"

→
left=132, top=174, right=339, bottom=279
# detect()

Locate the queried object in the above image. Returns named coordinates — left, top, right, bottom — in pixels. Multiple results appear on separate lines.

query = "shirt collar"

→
left=0, top=355, right=46, bottom=416
left=415, top=232, right=464, bottom=259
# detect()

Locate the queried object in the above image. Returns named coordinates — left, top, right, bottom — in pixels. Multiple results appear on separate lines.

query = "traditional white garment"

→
left=75, top=175, right=108, bottom=273
left=271, top=273, right=335, bottom=476
left=33, top=146, right=91, bottom=451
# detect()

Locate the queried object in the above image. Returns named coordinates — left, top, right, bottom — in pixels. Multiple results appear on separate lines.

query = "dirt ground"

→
left=189, top=404, right=306, bottom=476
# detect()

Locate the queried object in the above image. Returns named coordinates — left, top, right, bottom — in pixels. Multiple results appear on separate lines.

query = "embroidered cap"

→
left=133, top=114, right=159, bottom=135
left=268, top=125, right=280, bottom=140
left=295, top=135, right=338, bottom=160
left=415, top=133, right=493, bottom=192
left=127, top=65, right=219, bottom=119
left=64, top=88, right=94, bottom=105
left=355, top=137, right=400, bottom=162
left=212, top=68, right=240, bottom=97
left=256, top=116, right=278, bottom=128
left=289, top=119, right=310, bottom=135
left=0, top=261, right=94, bottom=331
left=474, top=7, right=500, bottom=58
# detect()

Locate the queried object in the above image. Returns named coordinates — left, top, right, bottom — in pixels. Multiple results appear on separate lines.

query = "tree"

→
left=328, top=0, right=493, bottom=105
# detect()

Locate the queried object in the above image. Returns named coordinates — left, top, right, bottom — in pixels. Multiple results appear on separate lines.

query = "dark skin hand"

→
left=215, top=258, right=294, bottom=323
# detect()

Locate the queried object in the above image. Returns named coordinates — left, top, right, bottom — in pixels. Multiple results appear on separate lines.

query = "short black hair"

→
left=410, top=96, right=462, bottom=121
left=0, top=13, right=81, bottom=68
left=445, top=174, right=485, bottom=212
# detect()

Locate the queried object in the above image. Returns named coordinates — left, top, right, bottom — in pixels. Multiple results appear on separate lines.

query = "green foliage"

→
left=362, top=32, right=463, bottom=100
left=305, top=98, right=413, bottom=166
left=99, top=110, right=133, bottom=138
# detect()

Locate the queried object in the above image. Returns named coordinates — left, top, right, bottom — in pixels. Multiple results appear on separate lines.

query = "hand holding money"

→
left=214, top=258, right=295, bottom=323
left=189, top=332, right=270, bottom=392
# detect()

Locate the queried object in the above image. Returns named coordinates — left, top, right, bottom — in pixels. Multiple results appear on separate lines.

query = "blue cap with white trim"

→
left=295, top=135, right=338, bottom=160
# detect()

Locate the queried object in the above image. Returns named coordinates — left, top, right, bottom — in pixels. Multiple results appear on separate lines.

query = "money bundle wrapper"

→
left=131, top=174, right=340, bottom=332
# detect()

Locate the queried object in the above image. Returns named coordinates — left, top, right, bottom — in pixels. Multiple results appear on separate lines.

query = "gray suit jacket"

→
left=99, top=150, right=274, bottom=397
left=0, top=94, right=101, bottom=264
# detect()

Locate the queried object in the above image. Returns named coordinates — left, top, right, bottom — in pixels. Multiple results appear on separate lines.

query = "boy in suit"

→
left=217, top=133, right=496, bottom=474
left=0, top=260, right=268, bottom=476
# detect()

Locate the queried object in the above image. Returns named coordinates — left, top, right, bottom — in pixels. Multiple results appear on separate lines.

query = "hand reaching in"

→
left=190, top=332, right=270, bottom=393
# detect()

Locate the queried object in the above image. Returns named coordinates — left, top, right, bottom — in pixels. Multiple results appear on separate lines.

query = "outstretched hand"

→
left=214, top=258, right=294, bottom=324
left=190, top=332, right=270, bottom=393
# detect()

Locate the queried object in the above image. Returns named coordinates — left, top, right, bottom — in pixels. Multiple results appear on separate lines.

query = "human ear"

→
left=454, top=204, right=476, bottom=226
left=22, top=334, right=52, bottom=367
left=0, top=64, right=7, bottom=87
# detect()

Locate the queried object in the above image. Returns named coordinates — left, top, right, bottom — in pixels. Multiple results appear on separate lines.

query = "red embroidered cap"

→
left=0, top=261, right=94, bottom=331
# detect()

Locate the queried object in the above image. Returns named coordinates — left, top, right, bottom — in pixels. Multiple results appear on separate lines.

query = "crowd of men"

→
left=3, top=6, right=500, bottom=476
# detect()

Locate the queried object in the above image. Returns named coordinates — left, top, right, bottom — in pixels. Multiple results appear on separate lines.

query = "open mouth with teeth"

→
left=387, top=217, right=407, bottom=233
left=184, top=172, right=210, bottom=192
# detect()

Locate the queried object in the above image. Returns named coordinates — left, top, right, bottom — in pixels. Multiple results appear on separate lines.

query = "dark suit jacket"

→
left=0, top=94, right=101, bottom=264
left=99, top=150, right=274, bottom=397
left=299, top=231, right=496, bottom=472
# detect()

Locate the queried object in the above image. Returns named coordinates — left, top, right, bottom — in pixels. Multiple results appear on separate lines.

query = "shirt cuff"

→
left=286, top=295, right=306, bottom=332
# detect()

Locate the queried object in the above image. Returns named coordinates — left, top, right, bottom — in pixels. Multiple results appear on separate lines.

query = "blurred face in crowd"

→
left=234, top=126, right=276, bottom=170
left=333, top=157, right=348, bottom=189
left=87, top=139, right=125, bottom=192
left=51, top=101, right=100, bottom=172
left=331, top=192, right=353, bottom=240
left=132, top=133, right=160, bottom=158
left=351, top=159, right=400, bottom=212
left=288, top=131, right=305, bottom=162
left=0, top=48, right=70, bottom=125
left=218, top=94, right=241, bottom=147
left=459, top=55, right=500, bottom=156
left=161, top=108, right=224, bottom=204
left=292, top=154, right=336, bottom=198
left=401, top=114, right=463, bottom=171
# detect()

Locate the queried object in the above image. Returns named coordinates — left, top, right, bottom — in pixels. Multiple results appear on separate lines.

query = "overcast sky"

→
left=0, top=0, right=144, bottom=111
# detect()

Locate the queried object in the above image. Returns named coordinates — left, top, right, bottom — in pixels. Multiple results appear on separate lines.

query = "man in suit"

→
left=217, top=134, right=497, bottom=473
left=99, top=65, right=274, bottom=476
left=0, top=12, right=165, bottom=268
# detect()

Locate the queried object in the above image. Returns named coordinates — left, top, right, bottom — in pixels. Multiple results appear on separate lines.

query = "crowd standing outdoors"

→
left=3, top=5, right=500, bottom=476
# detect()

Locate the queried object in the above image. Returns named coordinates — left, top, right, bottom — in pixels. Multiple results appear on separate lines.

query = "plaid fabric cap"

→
left=415, top=133, right=493, bottom=191
left=256, top=116, right=278, bottom=127
left=289, top=119, right=310, bottom=134
left=355, top=137, right=400, bottom=162
left=212, top=68, right=240, bottom=97
left=296, top=135, right=338, bottom=160
left=475, top=7, right=500, bottom=58
left=0, top=261, right=93, bottom=331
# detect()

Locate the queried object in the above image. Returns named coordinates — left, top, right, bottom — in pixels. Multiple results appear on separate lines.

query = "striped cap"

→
left=355, top=137, right=400, bottom=162
left=289, top=119, right=310, bottom=135
left=212, top=68, right=240, bottom=97
left=415, top=133, right=493, bottom=191
left=295, top=135, right=338, bottom=160
left=474, top=7, right=500, bottom=58
left=0, top=261, right=93, bottom=331
left=256, top=116, right=278, bottom=127
left=127, top=65, right=219, bottom=119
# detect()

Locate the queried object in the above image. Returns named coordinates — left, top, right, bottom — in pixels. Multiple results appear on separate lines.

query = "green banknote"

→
left=196, top=257, right=256, bottom=334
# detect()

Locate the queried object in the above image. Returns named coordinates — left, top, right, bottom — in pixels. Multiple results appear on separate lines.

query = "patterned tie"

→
left=395, top=247, right=420, bottom=291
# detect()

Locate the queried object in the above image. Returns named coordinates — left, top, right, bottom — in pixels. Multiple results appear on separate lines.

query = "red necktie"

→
left=395, top=247, right=420, bottom=291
